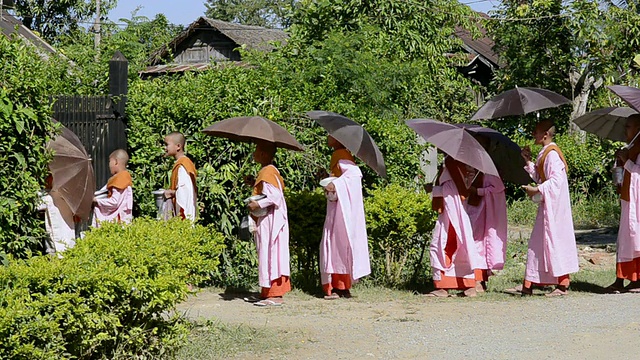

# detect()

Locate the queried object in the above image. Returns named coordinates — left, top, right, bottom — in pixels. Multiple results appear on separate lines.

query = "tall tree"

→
left=488, top=0, right=640, bottom=132
left=9, top=0, right=117, bottom=43
left=204, top=0, right=295, bottom=27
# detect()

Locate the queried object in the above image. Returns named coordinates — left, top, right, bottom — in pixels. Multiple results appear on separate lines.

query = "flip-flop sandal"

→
left=254, top=299, right=283, bottom=307
left=626, top=287, right=640, bottom=293
left=503, top=288, right=522, bottom=296
left=243, top=295, right=262, bottom=303
left=545, top=288, right=567, bottom=297
left=423, top=290, right=450, bottom=298
left=324, top=293, right=340, bottom=300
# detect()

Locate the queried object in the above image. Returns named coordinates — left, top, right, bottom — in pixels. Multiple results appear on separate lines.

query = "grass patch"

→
left=508, top=190, right=620, bottom=229
left=174, top=320, right=288, bottom=360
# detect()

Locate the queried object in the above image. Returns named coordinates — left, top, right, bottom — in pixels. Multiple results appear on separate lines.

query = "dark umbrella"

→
left=306, top=111, right=387, bottom=178
left=202, top=116, right=304, bottom=151
left=405, top=119, right=499, bottom=177
left=454, top=124, right=532, bottom=184
left=608, top=85, right=640, bottom=113
left=573, top=107, right=638, bottom=142
left=48, top=121, right=95, bottom=219
left=471, top=87, right=571, bottom=121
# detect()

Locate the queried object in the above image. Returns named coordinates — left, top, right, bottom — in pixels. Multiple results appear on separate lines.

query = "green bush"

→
left=0, top=218, right=224, bottom=359
left=365, top=183, right=436, bottom=287
left=0, top=36, right=58, bottom=259
left=286, top=189, right=327, bottom=292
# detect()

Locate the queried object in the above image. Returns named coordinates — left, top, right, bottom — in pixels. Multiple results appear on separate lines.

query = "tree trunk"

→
left=568, top=69, right=602, bottom=142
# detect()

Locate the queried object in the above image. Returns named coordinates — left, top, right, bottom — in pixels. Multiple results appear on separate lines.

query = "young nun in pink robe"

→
left=92, top=149, right=133, bottom=227
left=320, top=138, right=371, bottom=299
left=247, top=142, right=291, bottom=306
left=465, top=170, right=508, bottom=291
left=426, top=156, right=483, bottom=297
left=519, top=120, right=579, bottom=296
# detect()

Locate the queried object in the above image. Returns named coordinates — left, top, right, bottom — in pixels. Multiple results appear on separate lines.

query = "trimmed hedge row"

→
left=0, top=218, right=224, bottom=359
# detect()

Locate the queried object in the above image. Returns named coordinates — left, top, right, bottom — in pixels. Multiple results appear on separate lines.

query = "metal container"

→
left=152, top=189, right=166, bottom=218
left=613, top=167, right=624, bottom=186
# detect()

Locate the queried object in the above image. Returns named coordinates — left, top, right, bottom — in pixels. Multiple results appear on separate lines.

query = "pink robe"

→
left=92, top=186, right=133, bottom=227
left=320, top=160, right=371, bottom=285
left=430, top=168, right=483, bottom=281
left=524, top=143, right=579, bottom=283
left=465, top=174, right=508, bottom=271
left=255, top=180, right=291, bottom=288
left=617, top=158, right=640, bottom=262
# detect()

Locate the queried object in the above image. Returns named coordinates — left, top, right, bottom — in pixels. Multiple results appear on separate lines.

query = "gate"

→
left=50, top=52, right=128, bottom=189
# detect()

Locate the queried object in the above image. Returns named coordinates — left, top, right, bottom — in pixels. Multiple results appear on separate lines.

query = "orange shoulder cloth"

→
left=253, top=165, right=285, bottom=196
left=106, top=170, right=132, bottom=197
left=329, top=148, right=355, bottom=177
left=170, top=156, right=197, bottom=192
left=536, top=145, right=568, bottom=183
left=619, top=142, right=640, bottom=201
left=432, top=157, right=469, bottom=213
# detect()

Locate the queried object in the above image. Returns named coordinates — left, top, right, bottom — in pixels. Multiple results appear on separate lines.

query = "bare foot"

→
left=475, top=281, right=486, bottom=293
left=423, top=289, right=449, bottom=297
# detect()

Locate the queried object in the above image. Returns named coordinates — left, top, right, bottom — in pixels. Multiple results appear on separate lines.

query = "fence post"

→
left=109, top=51, right=128, bottom=119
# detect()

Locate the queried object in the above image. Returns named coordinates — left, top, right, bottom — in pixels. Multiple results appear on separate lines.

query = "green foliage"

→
left=0, top=35, right=58, bottom=259
left=205, top=0, right=296, bottom=27
left=286, top=189, right=326, bottom=291
left=0, top=218, right=225, bottom=359
left=365, top=184, right=436, bottom=287
left=215, top=238, right=259, bottom=290
left=12, top=0, right=117, bottom=43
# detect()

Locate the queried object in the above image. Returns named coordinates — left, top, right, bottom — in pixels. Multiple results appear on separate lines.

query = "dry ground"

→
left=177, top=229, right=640, bottom=360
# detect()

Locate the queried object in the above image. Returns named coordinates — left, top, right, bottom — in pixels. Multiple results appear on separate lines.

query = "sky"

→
left=108, top=0, right=498, bottom=27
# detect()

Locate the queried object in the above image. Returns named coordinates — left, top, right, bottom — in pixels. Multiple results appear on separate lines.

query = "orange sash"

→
left=329, top=149, right=355, bottom=177
left=620, top=143, right=640, bottom=201
left=536, top=145, right=568, bottom=183
left=432, top=157, right=469, bottom=213
left=106, top=170, right=132, bottom=197
left=170, top=157, right=197, bottom=192
left=253, top=164, right=285, bottom=196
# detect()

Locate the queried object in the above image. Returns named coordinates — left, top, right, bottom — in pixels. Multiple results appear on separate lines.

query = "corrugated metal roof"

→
left=0, top=10, right=57, bottom=57
left=455, top=12, right=501, bottom=68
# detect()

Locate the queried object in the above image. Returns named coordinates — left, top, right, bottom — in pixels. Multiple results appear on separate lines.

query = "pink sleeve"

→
left=524, top=161, right=539, bottom=183
left=477, top=175, right=505, bottom=196
left=624, top=158, right=640, bottom=173
left=96, top=188, right=124, bottom=212
left=432, top=185, right=443, bottom=198
left=256, top=182, right=281, bottom=209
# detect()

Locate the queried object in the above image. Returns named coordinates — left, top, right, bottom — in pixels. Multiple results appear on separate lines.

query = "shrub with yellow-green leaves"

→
left=0, top=218, right=224, bottom=359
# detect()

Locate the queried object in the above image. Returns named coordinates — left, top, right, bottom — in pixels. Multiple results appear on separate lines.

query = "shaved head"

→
left=535, top=120, right=555, bottom=137
left=109, top=149, right=129, bottom=164
left=166, top=132, right=186, bottom=148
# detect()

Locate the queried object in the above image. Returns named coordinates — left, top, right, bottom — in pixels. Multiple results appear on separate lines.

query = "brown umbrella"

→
left=48, top=121, right=95, bottom=219
left=306, top=111, right=387, bottom=178
left=608, top=85, right=640, bottom=113
left=202, top=116, right=304, bottom=151
left=405, top=119, right=499, bottom=177
left=471, top=87, right=571, bottom=121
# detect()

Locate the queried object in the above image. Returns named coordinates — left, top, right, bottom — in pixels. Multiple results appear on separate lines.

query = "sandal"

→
left=604, top=285, right=625, bottom=294
left=324, top=293, right=340, bottom=300
left=423, top=290, right=450, bottom=297
left=243, top=295, right=262, bottom=303
left=545, top=288, right=567, bottom=297
left=254, top=299, right=283, bottom=307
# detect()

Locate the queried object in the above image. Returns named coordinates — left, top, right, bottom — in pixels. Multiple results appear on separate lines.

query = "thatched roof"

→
left=148, top=17, right=288, bottom=66
left=0, top=10, right=57, bottom=57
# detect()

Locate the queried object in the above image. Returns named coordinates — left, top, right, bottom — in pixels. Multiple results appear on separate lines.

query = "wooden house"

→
left=142, top=17, right=288, bottom=77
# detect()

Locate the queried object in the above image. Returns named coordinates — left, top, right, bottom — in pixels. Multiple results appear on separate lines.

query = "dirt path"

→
left=178, top=229, right=640, bottom=359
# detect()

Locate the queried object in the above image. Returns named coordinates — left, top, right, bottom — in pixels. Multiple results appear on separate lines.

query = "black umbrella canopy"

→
left=306, top=111, right=387, bottom=178
left=573, top=107, right=638, bottom=142
left=454, top=124, right=532, bottom=185
left=202, top=116, right=304, bottom=151
left=471, top=87, right=571, bottom=121
left=608, top=85, right=640, bottom=113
